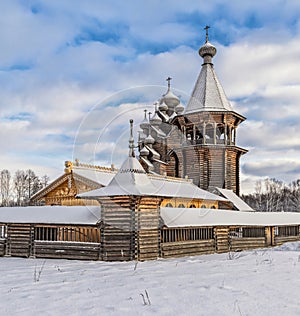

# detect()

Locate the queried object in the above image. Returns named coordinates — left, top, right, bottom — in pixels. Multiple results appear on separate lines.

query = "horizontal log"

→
left=35, top=253, right=99, bottom=260
left=275, top=236, right=300, bottom=245
left=162, top=239, right=214, bottom=247
left=162, top=248, right=215, bottom=258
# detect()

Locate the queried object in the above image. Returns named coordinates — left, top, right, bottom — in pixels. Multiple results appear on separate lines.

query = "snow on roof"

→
left=0, top=206, right=101, bottom=225
left=161, top=207, right=300, bottom=227
left=185, top=63, right=233, bottom=114
left=73, top=166, right=115, bottom=186
left=78, top=156, right=226, bottom=201
left=214, top=188, right=254, bottom=211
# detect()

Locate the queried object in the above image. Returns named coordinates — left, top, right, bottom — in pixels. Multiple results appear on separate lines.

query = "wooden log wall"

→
left=34, top=241, right=100, bottom=260
left=135, top=197, right=160, bottom=261
left=229, top=237, right=266, bottom=251
left=0, top=222, right=299, bottom=261
left=274, top=225, right=300, bottom=245
left=6, top=224, right=34, bottom=257
left=215, top=227, right=229, bottom=253
left=161, top=240, right=215, bottom=258
left=160, top=227, right=215, bottom=258
left=101, top=196, right=136, bottom=261
left=0, top=238, right=5, bottom=256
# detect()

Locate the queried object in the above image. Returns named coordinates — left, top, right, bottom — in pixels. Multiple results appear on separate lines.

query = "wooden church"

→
left=137, top=27, right=247, bottom=196
left=4, top=27, right=295, bottom=262
left=32, top=27, right=247, bottom=206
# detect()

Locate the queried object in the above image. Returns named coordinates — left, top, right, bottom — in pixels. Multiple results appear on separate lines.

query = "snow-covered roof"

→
left=73, top=166, right=115, bottom=187
left=78, top=156, right=226, bottom=201
left=0, top=206, right=101, bottom=225
left=214, top=188, right=254, bottom=211
left=161, top=207, right=300, bottom=227
left=185, top=63, right=233, bottom=114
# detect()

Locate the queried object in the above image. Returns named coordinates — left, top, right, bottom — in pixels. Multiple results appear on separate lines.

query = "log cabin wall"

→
left=274, top=225, right=300, bottom=245
left=0, top=224, right=6, bottom=256
left=100, top=196, right=136, bottom=261
left=6, top=224, right=34, bottom=257
left=160, top=227, right=215, bottom=258
left=228, top=226, right=266, bottom=251
left=135, top=197, right=161, bottom=261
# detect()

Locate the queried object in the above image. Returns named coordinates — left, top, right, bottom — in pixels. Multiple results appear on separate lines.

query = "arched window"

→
left=167, top=152, right=179, bottom=178
left=189, top=204, right=196, bottom=208
left=165, top=203, right=173, bottom=207
left=178, top=203, right=185, bottom=208
left=211, top=206, right=216, bottom=209
left=201, top=205, right=207, bottom=209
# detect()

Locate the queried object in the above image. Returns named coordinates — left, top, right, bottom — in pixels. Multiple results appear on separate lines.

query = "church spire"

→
left=129, top=119, right=135, bottom=157
left=185, top=26, right=233, bottom=114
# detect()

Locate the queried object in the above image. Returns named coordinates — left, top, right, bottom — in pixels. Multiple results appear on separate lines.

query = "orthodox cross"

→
left=204, top=25, right=210, bottom=43
left=166, top=76, right=172, bottom=89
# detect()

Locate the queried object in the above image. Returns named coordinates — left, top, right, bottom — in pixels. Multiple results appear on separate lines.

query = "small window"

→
left=201, top=205, right=207, bottom=209
left=178, top=204, right=185, bottom=208
left=189, top=204, right=196, bottom=208
left=211, top=206, right=216, bottom=209
left=165, top=203, right=173, bottom=207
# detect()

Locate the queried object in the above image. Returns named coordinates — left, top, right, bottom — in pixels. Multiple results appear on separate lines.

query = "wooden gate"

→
left=6, top=224, right=34, bottom=257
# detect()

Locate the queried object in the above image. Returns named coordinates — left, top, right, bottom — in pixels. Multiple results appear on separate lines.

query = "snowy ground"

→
left=1, top=243, right=300, bottom=316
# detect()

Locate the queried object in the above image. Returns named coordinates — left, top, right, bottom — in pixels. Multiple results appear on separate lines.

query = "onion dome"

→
left=140, top=146, right=149, bottom=157
left=138, top=130, right=146, bottom=142
left=159, top=100, right=168, bottom=112
left=199, top=26, right=217, bottom=64
left=139, top=109, right=149, bottom=130
left=161, top=77, right=180, bottom=109
left=145, top=133, right=155, bottom=145
left=150, top=103, right=162, bottom=126
left=175, top=102, right=185, bottom=114
left=150, top=111, right=162, bottom=126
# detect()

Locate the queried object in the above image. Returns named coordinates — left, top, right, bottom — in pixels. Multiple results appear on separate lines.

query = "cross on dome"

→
left=204, top=25, right=210, bottom=43
left=166, top=76, right=172, bottom=90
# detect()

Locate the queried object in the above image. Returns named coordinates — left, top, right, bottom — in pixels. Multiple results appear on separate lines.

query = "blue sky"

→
left=1, top=0, right=300, bottom=193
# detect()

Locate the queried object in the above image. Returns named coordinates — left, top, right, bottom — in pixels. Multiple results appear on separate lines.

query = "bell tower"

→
left=179, top=27, right=247, bottom=195
left=138, top=27, right=247, bottom=195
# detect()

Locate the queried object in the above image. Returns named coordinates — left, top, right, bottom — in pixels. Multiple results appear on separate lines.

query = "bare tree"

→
left=40, top=175, right=50, bottom=188
left=14, top=170, right=27, bottom=206
left=0, top=169, right=11, bottom=206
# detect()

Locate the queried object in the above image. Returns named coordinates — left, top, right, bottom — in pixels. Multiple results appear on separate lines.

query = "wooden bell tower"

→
left=138, top=26, right=247, bottom=195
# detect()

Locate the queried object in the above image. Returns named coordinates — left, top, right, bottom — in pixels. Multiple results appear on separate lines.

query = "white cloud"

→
left=0, top=1, right=300, bottom=193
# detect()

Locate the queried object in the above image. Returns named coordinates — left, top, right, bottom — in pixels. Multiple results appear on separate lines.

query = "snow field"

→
left=0, top=243, right=300, bottom=315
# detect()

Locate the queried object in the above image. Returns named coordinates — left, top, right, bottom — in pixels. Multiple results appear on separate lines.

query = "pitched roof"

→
left=185, top=62, right=233, bottom=114
left=78, top=156, right=226, bottom=201
left=214, top=187, right=254, bottom=212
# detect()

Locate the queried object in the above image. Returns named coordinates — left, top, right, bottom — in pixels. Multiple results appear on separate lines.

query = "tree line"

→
left=0, top=169, right=49, bottom=207
left=242, top=178, right=300, bottom=212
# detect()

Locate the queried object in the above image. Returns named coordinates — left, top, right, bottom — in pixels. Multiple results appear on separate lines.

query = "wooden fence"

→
left=0, top=223, right=299, bottom=261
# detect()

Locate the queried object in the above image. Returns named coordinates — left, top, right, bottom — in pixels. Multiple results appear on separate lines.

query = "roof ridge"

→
left=73, top=163, right=118, bottom=173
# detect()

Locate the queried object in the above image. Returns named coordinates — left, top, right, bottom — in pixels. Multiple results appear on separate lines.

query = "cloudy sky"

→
left=1, top=0, right=300, bottom=193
